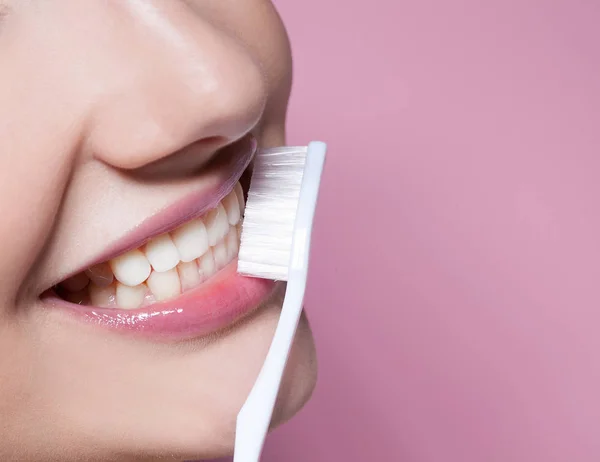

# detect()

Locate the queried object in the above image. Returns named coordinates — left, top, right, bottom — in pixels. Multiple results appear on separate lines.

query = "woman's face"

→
left=0, top=1, right=317, bottom=460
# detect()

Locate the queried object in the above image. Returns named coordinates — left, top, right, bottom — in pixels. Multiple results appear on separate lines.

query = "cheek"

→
left=0, top=326, right=33, bottom=416
left=0, top=40, right=84, bottom=305
left=0, top=138, right=77, bottom=306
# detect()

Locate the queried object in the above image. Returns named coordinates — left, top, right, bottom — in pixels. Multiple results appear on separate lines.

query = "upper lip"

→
left=50, top=134, right=256, bottom=288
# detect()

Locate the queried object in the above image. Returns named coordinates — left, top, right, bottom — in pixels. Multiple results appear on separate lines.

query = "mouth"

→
left=42, top=135, right=277, bottom=340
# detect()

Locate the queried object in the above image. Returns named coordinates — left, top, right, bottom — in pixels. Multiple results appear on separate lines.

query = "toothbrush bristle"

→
left=237, top=146, right=308, bottom=281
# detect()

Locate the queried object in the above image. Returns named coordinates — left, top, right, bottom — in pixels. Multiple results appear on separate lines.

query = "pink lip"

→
left=80, top=134, right=257, bottom=271
left=42, top=133, right=277, bottom=341
left=44, top=263, right=277, bottom=340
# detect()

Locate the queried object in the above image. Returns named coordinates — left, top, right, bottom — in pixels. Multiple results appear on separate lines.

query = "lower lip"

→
left=44, top=264, right=277, bottom=340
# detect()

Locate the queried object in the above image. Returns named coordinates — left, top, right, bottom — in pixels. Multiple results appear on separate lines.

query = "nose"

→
left=78, top=0, right=267, bottom=172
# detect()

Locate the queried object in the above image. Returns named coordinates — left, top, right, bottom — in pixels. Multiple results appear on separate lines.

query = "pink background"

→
left=222, top=1, right=600, bottom=461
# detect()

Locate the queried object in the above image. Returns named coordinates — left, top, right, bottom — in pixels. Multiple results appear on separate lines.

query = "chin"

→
left=138, top=307, right=318, bottom=462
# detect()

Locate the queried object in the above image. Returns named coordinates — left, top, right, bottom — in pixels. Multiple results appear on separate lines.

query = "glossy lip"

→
left=44, top=263, right=278, bottom=340
left=41, top=133, right=278, bottom=341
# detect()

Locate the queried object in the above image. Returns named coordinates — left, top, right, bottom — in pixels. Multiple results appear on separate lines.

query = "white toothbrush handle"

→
left=233, top=141, right=327, bottom=462
left=233, top=275, right=307, bottom=462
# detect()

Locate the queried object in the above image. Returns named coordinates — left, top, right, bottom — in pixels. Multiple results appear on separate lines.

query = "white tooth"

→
left=226, top=227, right=239, bottom=260
left=178, top=260, right=201, bottom=291
left=223, top=190, right=241, bottom=225
left=85, top=263, right=114, bottom=287
left=171, top=219, right=209, bottom=263
left=198, top=248, right=216, bottom=281
left=144, top=234, right=180, bottom=272
left=205, top=203, right=229, bottom=246
left=146, top=268, right=181, bottom=301
left=89, top=282, right=117, bottom=308
left=109, top=249, right=151, bottom=287
left=62, top=272, right=90, bottom=292
left=144, top=292, right=156, bottom=306
left=213, top=241, right=229, bottom=270
left=116, top=282, right=146, bottom=310
left=234, top=182, right=245, bottom=216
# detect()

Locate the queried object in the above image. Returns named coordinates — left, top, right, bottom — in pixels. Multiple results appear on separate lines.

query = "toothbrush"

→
left=233, top=141, right=327, bottom=462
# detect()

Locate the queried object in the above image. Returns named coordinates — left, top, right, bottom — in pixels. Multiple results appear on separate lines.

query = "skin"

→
left=0, top=1, right=317, bottom=460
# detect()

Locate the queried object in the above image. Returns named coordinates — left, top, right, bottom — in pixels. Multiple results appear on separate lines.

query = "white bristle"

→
left=237, top=146, right=308, bottom=281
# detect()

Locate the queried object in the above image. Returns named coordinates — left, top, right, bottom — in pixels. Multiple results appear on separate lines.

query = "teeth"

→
left=72, top=181, right=245, bottom=308
left=146, top=268, right=181, bottom=301
left=198, top=248, right=216, bottom=281
left=85, top=263, right=114, bottom=287
left=144, top=234, right=180, bottom=272
left=110, top=249, right=151, bottom=287
left=89, top=282, right=117, bottom=308
left=234, top=182, right=245, bottom=216
left=205, top=203, right=230, bottom=246
left=223, top=190, right=241, bottom=225
left=213, top=241, right=229, bottom=270
left=62, top=272, right=90, bottom=292
left=177, top=260, right=202, bottom=291
left=144, top=291, right=156, bottom=306
left=226, top=227, right=239, bottom=260
left=116, top=282, right=147, bottom=310
left=171, top=219, right=209, bottom=263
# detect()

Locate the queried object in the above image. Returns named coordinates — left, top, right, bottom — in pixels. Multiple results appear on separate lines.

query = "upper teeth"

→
left=223, top=184, right=242, bottom=225
left=205, top=203, right=231, bottom=247
left=144, top=234, right=181, bottom=273
left=109, top=249, right=152, bottom=287
left=171, top=219, right=209, bottom=263
left=59, top=184, right=245, bottom=309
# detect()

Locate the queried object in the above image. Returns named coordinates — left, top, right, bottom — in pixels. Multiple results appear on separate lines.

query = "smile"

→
left=43, top=135, right=277, bottom=340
